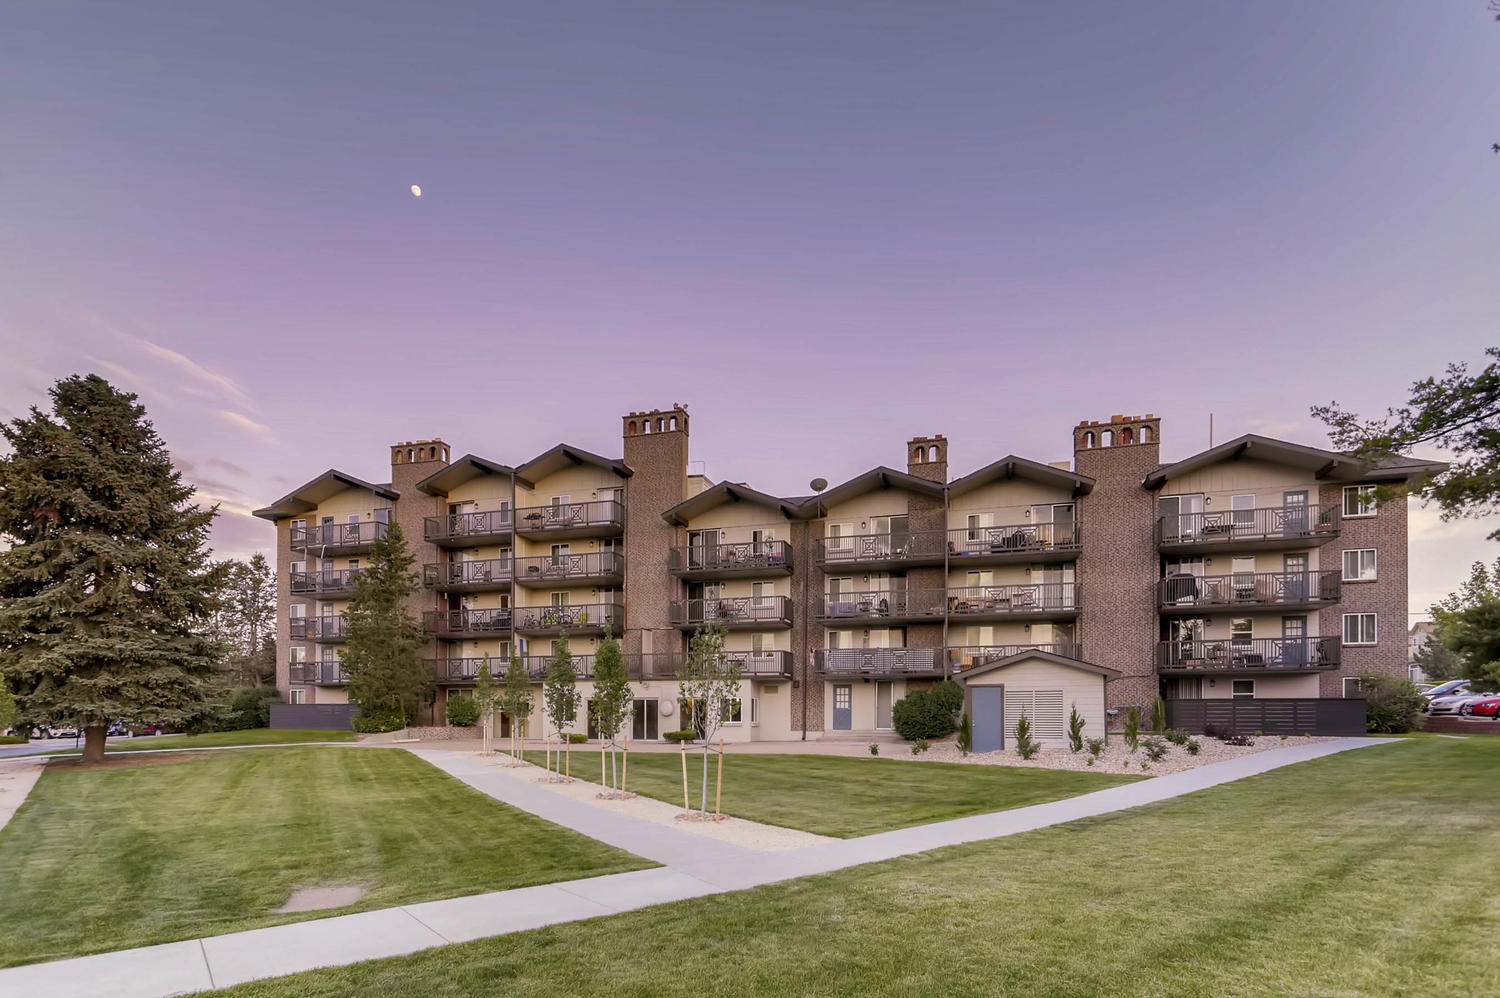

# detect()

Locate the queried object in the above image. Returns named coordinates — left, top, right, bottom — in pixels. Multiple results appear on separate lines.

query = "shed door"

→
left=972, top=687, right=1005, bottom=753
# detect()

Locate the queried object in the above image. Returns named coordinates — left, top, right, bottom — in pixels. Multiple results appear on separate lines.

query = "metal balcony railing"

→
left=670, top=596, right=793, bottom=627
left=290, top=520, right=388, bottom=551
left=290, top=616, right=347, bottom=641
left=948, top=643, right=1083, bottom=669
left=947, top=521, right=1081, bottom=558
left=819, top=589, right=946, bottom=620
left=514, top=500, right=624, bottom=533
left=815, top=530, right=947, bottom=565
left=290, top=568, right=362, bottom=595
left=424, top=509, right=514, bottom=543
left=1157, top=504, right=1340, bottom=547
left=423, top=558, right=513, bottom=589
left=513, top=602, right=624, bottom=633
left=668, top=541, right=793, bottom=575
left=423, top=608, right=513, bottom=634
left=1157, top=570, right=1341, bottom=610
left=816, top=647, right=943, bottom=675
left=513, top=551, right=623, bottom=584
left=1155, top=637, right=1340, bottom=672
left=946, top=583, right=1080, bottom=615
left=288, top=661, right=348, bottom=684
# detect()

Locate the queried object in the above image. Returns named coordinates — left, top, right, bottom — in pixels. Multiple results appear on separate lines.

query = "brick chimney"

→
left=907, top=434, right=948, bottom=483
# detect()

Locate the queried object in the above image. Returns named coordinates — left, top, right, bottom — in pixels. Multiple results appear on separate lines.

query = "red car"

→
left=1461, top=695, right=1500, bottom=718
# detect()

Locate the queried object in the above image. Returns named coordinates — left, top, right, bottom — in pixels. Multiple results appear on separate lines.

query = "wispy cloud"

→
left=206, top=457, right=251, bottom=477
left=214, top=409, right=278, bottom=444
left=124, top=335, right=256, bottom=412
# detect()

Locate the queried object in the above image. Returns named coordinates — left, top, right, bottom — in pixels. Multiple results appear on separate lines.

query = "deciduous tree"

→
left=677, top=623, right=740, bottom=814
left=542, top=633, right=579, bottom=777
left=591, top=632, right=632, bottom=793
left=501, top=650, right=534, bottom=763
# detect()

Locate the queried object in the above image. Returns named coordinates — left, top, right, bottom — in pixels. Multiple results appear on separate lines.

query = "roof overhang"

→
left=800, top=466, right=944, bottom=515
left=956, top=649, right=1122, bottom=681
left=253, top=471, right=398, bottom=521
left=949, top=456, right=1095, bottom=500
left=416, top=454, right=515, bottom=496
left=661, top=481, right=799, bottom=527
left=514, top=443, right=631, bottom=490
left=1144, top=433, right=1448, bottom=489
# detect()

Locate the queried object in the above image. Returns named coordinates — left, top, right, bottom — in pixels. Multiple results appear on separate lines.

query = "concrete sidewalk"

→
left=0, top=737, right=1398, bottom=998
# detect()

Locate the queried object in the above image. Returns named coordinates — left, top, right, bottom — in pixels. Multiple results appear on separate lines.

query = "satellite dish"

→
left=810, top=478, right=828, bottom=493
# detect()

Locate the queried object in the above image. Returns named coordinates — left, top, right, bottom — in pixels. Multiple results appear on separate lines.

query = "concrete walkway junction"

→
left=0, top=737, right=1398, bottom=998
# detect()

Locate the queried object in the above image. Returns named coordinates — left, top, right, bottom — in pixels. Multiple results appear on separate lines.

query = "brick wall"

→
left=275, top=519, right=293, bottom=697
left=622, top=410, right=689, bottom=664
left=789, top=517, right=823, bottom=735
left=1319, top=482, right=1409, bottom=694
left=1074, top=416, right=1162, bottom=721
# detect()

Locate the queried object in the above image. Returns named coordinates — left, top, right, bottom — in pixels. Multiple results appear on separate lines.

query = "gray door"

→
left=832, top=684, right=852, bottom=730
left=972, top=687, right=1005, bottom=753
left=875, top=681, right=893, bottom=729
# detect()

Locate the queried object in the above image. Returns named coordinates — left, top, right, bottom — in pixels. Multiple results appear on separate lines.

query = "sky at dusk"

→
left=2, top=1, right=1496, bottom=622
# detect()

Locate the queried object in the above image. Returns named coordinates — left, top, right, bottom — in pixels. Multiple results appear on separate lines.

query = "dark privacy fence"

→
left=270, top=703, right=359, bottom=731
left=1165, top=698, right=1366, bottom=737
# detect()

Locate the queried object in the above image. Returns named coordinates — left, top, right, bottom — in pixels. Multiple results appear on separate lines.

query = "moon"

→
left=410, top=185, right=422, bottom=197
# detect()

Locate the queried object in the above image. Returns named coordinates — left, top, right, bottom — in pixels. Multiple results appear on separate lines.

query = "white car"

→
left=1427, top=692, right=1490, bottom=716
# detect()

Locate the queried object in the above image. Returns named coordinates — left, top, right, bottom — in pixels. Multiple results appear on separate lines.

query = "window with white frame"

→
left=750, top=698, right=760, bottom=725
left=1343, top=612, right=1377, bottom=645
left=288, top=689, right=307, bottom=704
left=1342, top=677, right=1363, bottom=698
left=1231, top=679, right=1255, bottom=700
left=1342, top=549, right=1377, bottom=582
left=1343, top=485, right=1378, bottom=518
left=289, top=645, right=307, bottom=664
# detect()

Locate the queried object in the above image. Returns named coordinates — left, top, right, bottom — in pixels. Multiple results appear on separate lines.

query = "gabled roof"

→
left=415, top=454, right=515, bottom=496
left=252, top=471, right=398, bottom=521
left=956, top=649, right=1121, bottom=681
left=801, top=466, right=944, bottom=515
left=514, top=443, right=631, bottom=490
left=949, top=455, right=1095, bottom=499
left=661, top=481, right=800, bottom=527
left=1143, top=433, right=1448, bottom=489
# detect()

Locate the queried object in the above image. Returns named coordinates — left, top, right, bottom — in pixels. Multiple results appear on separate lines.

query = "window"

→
left=1343, top=613, right=1378, bottom=645
left=1343, top=677, right=1363, bottom=698
left=1231, top=679, right=1255, bottom=700
left=750, top=698, right=760, bottom=725
left=289, top=689, right=307, bottom=704
left=290, top=518, right=306, bottom=541
left=1230, top=617, right=1253, bottom=649
left=1343, top=485, right=1378, bottom=518
left=752, top=581, right=774, bottom=609
left=1342, top=549, right=1377, bottom=582
left=289, top=646, right=307, bottom=664
left=1230, top=494, right=1255, bottom=529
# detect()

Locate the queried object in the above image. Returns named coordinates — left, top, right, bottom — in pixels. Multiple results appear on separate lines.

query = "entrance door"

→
left=875, top=681, right=893, bottom=729
left=971, top=687, right=1005, bottom=753
left=1158, top=495, right=1204, bottom=540
left=832, top=684, right=852, bottom=730
left=1283, top=552, right=1309, bottom=602
left=632, top=699, right=659, bottom=740
left=1281, top=615, right=1308, bottom=666
left=1283, top=490, right=1309, bottom=535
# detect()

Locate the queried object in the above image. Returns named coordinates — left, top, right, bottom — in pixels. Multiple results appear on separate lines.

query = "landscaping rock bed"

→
left=912, top=734, right=1339, bottom=776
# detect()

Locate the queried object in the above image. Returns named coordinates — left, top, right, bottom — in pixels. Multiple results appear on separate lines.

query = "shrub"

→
left=1067, top=705, right=1085, bottom=752
left=1123, top=706, right=1141, bottom=751
left=869, top=743, right=880, bottom=756
left=1140, top=760, right=1150, bottom=771
left=1150, top=695, right=1167, bottom=733
left=0, top=734, right=26, bottom=745
left=1164, top=728, right=1191, bottom=747
left=225, top=687, right=280, bottom=730
left=911, top=739, right=929, bottom=755
left=1185, top=737, right=1201, bottom=755
left=1219, top=733, right=1254, bottom=747
left=664, top=729, right=697, bottom=743
left=891, top=682, right=963, bottom=741
left=352, top=706, right=407, bottom=733
left=1086, top=757, right=1095, bottom=767
left=564, top=732, right=588, bottom=744
left=1014, top=714, right=1040, bottom=760
left=1085, top=737, right=1105, bottom=758
left=1360, top=672, right=1425, bottom=734
left=957, top=711, right=972, bottom=757
left=1141, top=737, right=1168, bottom=762
left=445, top=695, right=480, bottom=727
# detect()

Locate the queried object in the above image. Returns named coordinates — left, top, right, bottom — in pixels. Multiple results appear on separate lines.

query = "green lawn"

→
left=0, top=747, right=650, bottom=967
left=203, top=738, right=1500, bottom=998
left=13, top=728, right=358, bottom=757
left=600, top=751, right=1142, bottom=837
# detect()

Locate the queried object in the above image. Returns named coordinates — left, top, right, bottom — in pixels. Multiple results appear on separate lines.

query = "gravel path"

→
left=473, top=751, right=835, bottom=851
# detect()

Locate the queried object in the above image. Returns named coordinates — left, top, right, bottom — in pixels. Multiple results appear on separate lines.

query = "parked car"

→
left=1429, top=692, right=1491, bottom=716
left=1458, top=694, right=1500, bottom=718
left=131, top=723, right=165, bottom=736
left=106, top=721, right=130, bottom=737
left=1422, top=679, right=1472, bottom=701
left=51, top=725, right=79, bottom=739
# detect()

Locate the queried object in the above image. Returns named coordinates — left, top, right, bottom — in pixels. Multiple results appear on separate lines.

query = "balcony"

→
left=947, top=583, right=1080, bottom=621
left=513, top=551, right=624, bottom=589
left=1158, top=571, right=1341, bottom=615
left=514, top=500, right=624, bottom=541
left=816, top=647, right=943, bottom=677
left=1155, top=637, right=1340, bottom=675
left=669, top=596, right=793, bottom=630
left=290, top=568, right=362, bottom=596
left=423, top=558, right=513, bottom=593
left=513, top=602, right=623, bottom=636
left=425, top=509, right=514, bottom=548
left=1157, top=504, right=1340, bottom=555
left=289, top=661, right=348, bottom=685
left=423, top=607, right=513, bottom=638
left=290, top=520, right=388, bottom=556
left=290, top=616, right=347, bottom=643
left=819, top=589, right=946, bottom=625
left=669, top=541, right=793, bottom=581
left=949, top=643, right=1083, bottom=671
left=815, top=531, right=946, bottom=570
left=947, top=522, right=1081, bottom=566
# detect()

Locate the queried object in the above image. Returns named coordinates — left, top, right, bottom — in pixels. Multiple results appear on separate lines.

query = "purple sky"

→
left=2, top=1, right=1496, bottom=620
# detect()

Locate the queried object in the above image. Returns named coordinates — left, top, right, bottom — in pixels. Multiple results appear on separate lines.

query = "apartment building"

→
left=253, top=407, right=1440, bottom=741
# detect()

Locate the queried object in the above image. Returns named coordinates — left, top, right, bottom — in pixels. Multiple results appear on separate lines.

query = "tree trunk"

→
left=700, top=746, right=709, bottom=813
left=82, top=723, right=107, bottom=764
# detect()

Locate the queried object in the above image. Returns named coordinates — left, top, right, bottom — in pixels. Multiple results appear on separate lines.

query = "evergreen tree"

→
left=501, top=650, right=535, bottom=762
left=1429, top=558, right=1500, bottom=687
left=542, top=632, right=579, bottom=777
left=591, top=632, right=633, bottom=792
left=0, top=375, right=224, bottom=762
left=340, top=522, right=430, bottom=725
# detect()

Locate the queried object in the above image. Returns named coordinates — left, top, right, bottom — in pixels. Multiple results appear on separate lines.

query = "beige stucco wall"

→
left=1198, top=673, right=1321, bottom=699
left=823, top=490, right=910, bottom=526
left=516, top=465, right=623, bottom=508
left=963, top=655, right=1107, bottom=747
left=1160, top=459, right=1318, bottom=504
left=683, top=503, right=790, bottom=538
left=948, top=480, right=1075, bottom=525
left=443, top=474, right=514, bottom=510
left=532, top=678, right=773, bottom=744
left=821, top=677, right=908, bottom=733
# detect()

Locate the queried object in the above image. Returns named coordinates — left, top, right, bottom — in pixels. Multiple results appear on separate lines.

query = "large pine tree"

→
left=0, top=374, right=225, bottom=762
left=340, top=522, right=430, bottom=725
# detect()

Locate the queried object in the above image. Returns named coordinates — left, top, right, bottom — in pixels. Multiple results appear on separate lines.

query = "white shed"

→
left=958, top=651, right=1120, bottom=751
